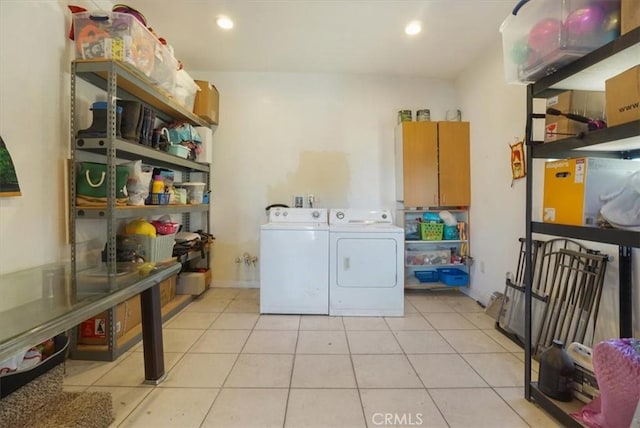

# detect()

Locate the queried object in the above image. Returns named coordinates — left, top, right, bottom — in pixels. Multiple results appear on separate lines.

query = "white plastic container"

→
left=175, top=182, right=205, bottom=204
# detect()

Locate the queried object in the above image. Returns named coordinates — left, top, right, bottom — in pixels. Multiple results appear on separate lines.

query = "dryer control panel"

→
left=329, top=209, right=393, bottom=225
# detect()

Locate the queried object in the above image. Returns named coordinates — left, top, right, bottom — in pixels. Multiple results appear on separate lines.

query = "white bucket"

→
left=176, top=182, right=205, bottom=204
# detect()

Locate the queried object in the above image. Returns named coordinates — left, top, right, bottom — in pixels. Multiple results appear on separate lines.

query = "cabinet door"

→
left=438, top=121, right=470, bottom=206
left=399, top=122, right=438, bottom=208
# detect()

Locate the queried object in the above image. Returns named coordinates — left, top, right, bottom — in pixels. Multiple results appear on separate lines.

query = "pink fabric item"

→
left=572, top=338, right=640, bottom=428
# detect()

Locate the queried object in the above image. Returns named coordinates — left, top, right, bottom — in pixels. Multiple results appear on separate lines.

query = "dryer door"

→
left=335, top=237, right=399, bottom=288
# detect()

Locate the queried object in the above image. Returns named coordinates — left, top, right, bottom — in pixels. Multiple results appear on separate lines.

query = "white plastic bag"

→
left=123, top=160, right=152, bottom=206
left=600, top=170, right=640, bottom=231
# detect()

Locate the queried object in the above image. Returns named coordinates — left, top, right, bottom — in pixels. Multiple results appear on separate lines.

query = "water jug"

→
left=538, top=339, right=575, bottom=401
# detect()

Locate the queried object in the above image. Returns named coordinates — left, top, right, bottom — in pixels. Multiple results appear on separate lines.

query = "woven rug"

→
left=0, top=364, right=114, bottom=427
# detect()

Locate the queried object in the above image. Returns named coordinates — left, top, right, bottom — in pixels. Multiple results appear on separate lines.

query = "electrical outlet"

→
left=307, top=194, right=315, bottom=207
left=293, top=195, right=304, bottom=208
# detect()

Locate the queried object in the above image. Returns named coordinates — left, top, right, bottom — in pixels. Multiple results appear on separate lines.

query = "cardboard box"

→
left=177, top=271, right=208, bottom=296
left=605, top=65, right=640, bottom=126
left=622, top=0, right=640, bottom=35
left=194, top=80, right=219, bottom=125
left=543, top=157, right=640, bottom=226
left=545, top=117, right=589, bottom=142
left=159, top=274, right=177, bottom=307
left=546, top=90, right=606, bottom=118
left=78, top=294, right=141, bottom=346
left=544, top=90, right=605, bottom=141
left=204, top=268, right=212, bottom=290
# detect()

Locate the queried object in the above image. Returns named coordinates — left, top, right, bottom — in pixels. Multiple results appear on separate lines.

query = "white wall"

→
left=0, top=0, right=113, bottom=276
left=455, top=38, right=528, bottom=304
left=0, top=1, right=71, bottom=274
left=190, top=71, right=457, bottom=286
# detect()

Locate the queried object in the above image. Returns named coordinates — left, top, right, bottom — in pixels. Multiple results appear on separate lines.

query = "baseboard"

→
left=212, top=280, right=259, bottom=289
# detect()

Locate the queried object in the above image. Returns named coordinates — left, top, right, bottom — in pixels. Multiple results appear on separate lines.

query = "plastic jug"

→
left=538, top=339, right=575, bottom=402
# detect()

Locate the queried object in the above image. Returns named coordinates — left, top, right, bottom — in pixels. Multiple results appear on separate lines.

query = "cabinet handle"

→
left=433, top=194, right=437, bottom=205
left=344, top=257, right=350, bottom=270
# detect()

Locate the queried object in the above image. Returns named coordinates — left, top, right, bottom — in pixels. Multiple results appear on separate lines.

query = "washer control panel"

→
left=269, top=208, right=328, bottom=223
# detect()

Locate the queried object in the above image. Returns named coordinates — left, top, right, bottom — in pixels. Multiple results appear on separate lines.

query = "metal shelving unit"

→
left=523, top=28, right=640, bottom=427
left=69, top=60, right=212, bottom=363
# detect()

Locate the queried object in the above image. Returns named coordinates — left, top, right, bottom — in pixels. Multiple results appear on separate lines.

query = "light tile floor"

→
left=63, top=288, right=562, bottom=427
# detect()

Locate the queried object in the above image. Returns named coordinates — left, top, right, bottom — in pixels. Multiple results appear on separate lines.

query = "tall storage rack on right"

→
left=523, top=29, right=640, bottom=426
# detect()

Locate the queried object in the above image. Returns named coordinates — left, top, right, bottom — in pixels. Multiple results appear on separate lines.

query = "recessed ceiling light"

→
left=217, top=15, right=234, bottom=30
left=405, top=21, right=422, bottom=36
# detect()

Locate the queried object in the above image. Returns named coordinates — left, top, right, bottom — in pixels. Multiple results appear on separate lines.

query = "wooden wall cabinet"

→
left=395, top=121, right=470, bottom=208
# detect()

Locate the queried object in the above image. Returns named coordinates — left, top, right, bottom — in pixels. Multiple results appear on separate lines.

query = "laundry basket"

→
left=133, top=233, right=176, bottom=262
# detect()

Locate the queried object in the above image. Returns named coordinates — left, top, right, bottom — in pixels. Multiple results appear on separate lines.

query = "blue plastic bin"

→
left=436, top=268, right=468, bottom=286
left=414, top=270, right=439, bottom=283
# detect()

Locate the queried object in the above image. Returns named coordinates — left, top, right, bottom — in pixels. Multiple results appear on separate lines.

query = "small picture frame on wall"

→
left=510, top=140, right=526, bottom=182
left=0, top=136, right=21, bottom=196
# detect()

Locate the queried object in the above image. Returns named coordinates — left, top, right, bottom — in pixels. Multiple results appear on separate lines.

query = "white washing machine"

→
left=260, top=207, right=329, bottom=314
left=329, top=209, right=404, bottom=316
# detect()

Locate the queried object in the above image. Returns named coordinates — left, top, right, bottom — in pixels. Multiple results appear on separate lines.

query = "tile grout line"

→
left=196, top=295, right=255, bottom=427
left=343, top=318, right=369, bottom=427
left=434, top=306, right=533, bottom=427
left=384, top=314, right=452, bottom=428
left=281, top=315, right=302, bottom=428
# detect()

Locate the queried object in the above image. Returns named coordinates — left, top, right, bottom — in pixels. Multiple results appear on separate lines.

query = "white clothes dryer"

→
left=260, top=207, right=329, bottom=314
left=329, top=209, right=404, bottom=316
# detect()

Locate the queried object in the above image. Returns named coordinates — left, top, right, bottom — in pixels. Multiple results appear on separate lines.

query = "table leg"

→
left=140, top=283, right=165, bottom=384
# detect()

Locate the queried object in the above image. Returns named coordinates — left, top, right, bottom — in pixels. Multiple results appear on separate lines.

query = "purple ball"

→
left=528, top=18, right=562, bottom=53
left=601, top=9, right=620, bottom=33
left=564, top=5, right=606, bottom=36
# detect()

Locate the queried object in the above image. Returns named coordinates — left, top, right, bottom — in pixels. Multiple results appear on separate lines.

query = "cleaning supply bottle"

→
left=538, top=339, right=575, bottom=401
left=151, top=175, right=164, bottom=194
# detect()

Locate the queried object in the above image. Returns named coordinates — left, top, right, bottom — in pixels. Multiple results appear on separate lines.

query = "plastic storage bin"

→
left=420, top=222, right=444, bottom=241
left=406, top=249, right=451, bottom=266
left=73, top=11, right=177, bottom=93
left=172, top=70, right=200, bottom=111
left=443, top=225, right=460, bottom=240
left=175, top=182, right=206, bottom=204
left=148, top=193, right=170, bottom=205
left=414, top=270, right=439, bottom=283
left=500, top=0, right=621, bottom=84
left=168, top=143, right=190, bottom=159
left=436, top=268, right=469, bottom=286
left=133, top=233, right=176, bottom=262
